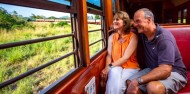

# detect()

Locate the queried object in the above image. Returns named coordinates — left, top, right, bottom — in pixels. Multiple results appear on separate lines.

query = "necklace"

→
left=118, top=38, right=124, bottom=43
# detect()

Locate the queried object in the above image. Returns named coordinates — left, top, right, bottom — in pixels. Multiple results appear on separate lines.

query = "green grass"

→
left=0, top=22, right=102, bottom=94
left=88, top=24, right=103, bottom=56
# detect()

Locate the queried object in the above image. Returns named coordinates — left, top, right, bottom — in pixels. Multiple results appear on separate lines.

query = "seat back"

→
left=162, top=25, right=190, bottom=70
left=136, top=25, right=190, bottom=70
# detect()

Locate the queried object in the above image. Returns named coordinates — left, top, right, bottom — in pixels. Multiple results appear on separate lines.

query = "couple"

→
left=101, top=8, right=187, bottom=94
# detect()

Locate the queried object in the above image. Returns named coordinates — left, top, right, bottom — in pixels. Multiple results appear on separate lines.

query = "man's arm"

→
left=138, top=39, right=175, bottom=84
left=126, top=64, right=172, bottom=94
left=140, top=64, right=172, bottom=84
left=127, top=39, right=174, bottom=94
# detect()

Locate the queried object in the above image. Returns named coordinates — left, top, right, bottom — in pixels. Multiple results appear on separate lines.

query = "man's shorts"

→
left=128, top=68, right=187, bottom=94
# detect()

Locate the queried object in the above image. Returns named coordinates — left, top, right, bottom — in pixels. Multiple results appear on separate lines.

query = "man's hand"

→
left=126, top=79, right=139, bottom=94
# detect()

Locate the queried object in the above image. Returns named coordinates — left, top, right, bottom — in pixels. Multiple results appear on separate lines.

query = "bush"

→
left=11, top=24, right=24, bottom=30
left=55, top=21, right=68, bottom=27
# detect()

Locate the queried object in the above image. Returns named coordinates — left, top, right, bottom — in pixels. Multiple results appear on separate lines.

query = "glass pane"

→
left=88, top=31, right=102, bottom=44
left=87, top=14, right=101, bottom=30
left=87, top=13, right=103, bottom=57
left=178, top=10, right=181, bottom=23
left=112, top=0, right=116, bottom=13
left=0, top=55, right=75, bottom=93
left=178, top=10, right=181, bottom=17
left=183, top=9, right=187, bottom=23
left=183, top=9, right=187, bottom=17
left=48, top=0, right=71, bottom=6
left=0, top=37, right=74, bottom=83
left=87, top=0, right=101, bottom=8
left=89, top=41, right=103, bottom=57
left=0, top=3, right=71, bottom=44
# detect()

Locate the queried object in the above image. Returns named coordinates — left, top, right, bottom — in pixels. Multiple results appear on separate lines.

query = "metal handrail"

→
left=89, top=38, right=103, bottom=46
left=0, top=50, right=76, bottom=89
left=88, top=29, right=102, bottom=33
left=0, top=33, right=74, bottom=49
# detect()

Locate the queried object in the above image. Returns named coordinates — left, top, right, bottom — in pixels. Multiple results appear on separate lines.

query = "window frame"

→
left=87, top=0, right=107, bottom=61
left=0, top=0, right=109, bottom=93
left=0, top=0, right=80, bottom=90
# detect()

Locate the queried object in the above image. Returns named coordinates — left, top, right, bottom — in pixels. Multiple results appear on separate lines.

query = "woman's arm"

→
left=101, top=34, right=113, bottom=77
left=112, top=33, right=138, bottom=66
left=105, top=34, right=113, bottom=67
left=100, top=34, right=113, bottom=87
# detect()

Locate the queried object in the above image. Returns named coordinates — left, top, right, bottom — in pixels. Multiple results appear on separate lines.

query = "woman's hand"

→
left=101, top=66, right=110, bottom=78
left=100, top=66, right=110, bottom=87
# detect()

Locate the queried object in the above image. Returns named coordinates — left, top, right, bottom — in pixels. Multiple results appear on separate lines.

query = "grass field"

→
left=0, top=22, right=102, bottom=94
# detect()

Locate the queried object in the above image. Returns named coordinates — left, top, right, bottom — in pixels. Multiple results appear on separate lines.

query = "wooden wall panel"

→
left=71, top=51, right=107, bottom=94
left=76, top=0, right=90, bottom=66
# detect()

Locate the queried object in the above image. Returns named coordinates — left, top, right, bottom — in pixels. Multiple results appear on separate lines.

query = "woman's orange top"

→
left=111, top=31, right=139, bottom=69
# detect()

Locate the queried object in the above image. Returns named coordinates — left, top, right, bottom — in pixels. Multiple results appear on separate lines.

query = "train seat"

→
left=162, top=25, right=190, bottom=93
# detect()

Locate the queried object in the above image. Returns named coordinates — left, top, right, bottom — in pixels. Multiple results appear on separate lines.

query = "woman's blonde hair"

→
left=113, top=11, right=131, bottom=33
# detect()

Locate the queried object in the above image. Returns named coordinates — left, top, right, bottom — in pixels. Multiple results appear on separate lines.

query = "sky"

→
left=0, top=0, right=100, bottom=18
left=0, top=3, right=70, bottom=18
left=87, top=0, right=101, bottom=7
left=48, top=0, right=70, bottom=6
left=50, top=0, right=101, bottom=7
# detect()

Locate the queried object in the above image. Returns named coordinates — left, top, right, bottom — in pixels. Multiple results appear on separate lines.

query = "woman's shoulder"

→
left=108, top=32, right=115, bottom=41
left=128, top=31, right=138, bottom=40
left=110, top=32, right=118, bottom=38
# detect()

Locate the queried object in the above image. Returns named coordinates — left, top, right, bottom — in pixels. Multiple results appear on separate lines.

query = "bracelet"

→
left=108, top=63, right=114, bottom=68
left=137, top=77, right=143, bottom=85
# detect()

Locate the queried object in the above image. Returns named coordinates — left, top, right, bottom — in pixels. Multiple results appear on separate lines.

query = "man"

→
left=126, top=8, right=187, bottom=94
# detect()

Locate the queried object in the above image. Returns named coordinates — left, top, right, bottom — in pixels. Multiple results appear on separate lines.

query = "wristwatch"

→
left=137, top=77, right=143, bottom=85
left=108, top=63, right=114, bottom=68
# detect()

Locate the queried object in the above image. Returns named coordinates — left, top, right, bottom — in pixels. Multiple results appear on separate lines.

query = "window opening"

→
left=183, top=9, right=187, bottom=23
left=178, top=10, right=181, bottom=23
left=87, top=13, right=105, bottom=58
left=0, top=2, right=78, bottom=93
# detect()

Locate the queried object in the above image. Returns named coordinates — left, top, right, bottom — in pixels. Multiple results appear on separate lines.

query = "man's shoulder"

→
left=157, top=26, right=175, bottom=42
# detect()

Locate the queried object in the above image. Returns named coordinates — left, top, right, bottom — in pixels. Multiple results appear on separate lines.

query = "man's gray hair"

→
left=139, top=8, right=154, bottom=22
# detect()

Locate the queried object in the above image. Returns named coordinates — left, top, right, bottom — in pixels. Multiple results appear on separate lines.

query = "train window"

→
left=178, top=10, right=181, bottom=23
left=87, top=14, right=104, bottom=57
left=183, top=9, right=187, bottom=23
left=0, top=2, right=77, bottom=93
left=48, top=0, right=72, bottom=6
left=86, top=0, right=106, bottom=60
left=112, top=0, right=116, bottom=13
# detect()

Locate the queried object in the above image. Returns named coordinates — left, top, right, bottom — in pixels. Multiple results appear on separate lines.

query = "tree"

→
left=0, top=7, right=16, bottom=30
left=48, top=16, right=56, bottom=19
left=36, top=15, right=44, bottom=19
left=95, top=15, right=100, bottom=24
left=12, top=11, right=18, bottom=16
left=95, top=15, right=100, bottom=19
left=0, top=7, right=27, bottom=30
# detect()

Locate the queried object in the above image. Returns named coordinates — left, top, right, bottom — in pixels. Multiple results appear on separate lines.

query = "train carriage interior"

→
left=0, top=0, right=190, bottom=94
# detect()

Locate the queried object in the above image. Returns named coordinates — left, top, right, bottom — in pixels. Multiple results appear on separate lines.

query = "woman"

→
left=101, top=11, right=140, bottom=94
